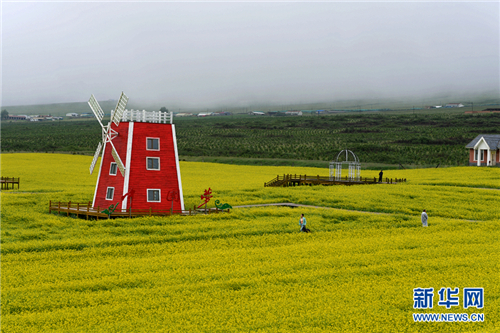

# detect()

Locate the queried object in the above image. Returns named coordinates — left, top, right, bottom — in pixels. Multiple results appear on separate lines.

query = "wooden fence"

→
left=49, top=201, right=229, bottom=219
left=265, top=174, right=406, bottom=187
left=1, top=177, right=20, bottom=190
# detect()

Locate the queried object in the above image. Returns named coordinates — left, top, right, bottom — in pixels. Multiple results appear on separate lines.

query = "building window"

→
left=147, top=157, right=160, bottom=170
left=106, top=187, right=114, bottom=200
left=109, top=162, right=117, bottom=175
left=147, top=189, right=161, bottom=202
left=481, top=150, right=485, bottom=161
left=147, top=138, right=159, bottom=150
left=474, top=150, right=478, bottom=161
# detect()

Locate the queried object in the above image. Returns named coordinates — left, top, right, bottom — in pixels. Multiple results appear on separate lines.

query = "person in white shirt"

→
left=421, top=210, right=428, bottom=227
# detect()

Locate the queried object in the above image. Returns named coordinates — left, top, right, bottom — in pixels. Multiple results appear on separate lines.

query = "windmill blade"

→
left=89, top=141, right=103, bottom=175
left=88, top=94, right=105, bottom=124
left=110, top=144, right=126, bottom=177
left=111, top=92, right=129, bottom=126
left=106, top=127, right=118, bottom=141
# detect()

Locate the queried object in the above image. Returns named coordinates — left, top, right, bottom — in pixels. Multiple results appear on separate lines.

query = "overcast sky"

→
left=1, top=1, right=499, bottom=108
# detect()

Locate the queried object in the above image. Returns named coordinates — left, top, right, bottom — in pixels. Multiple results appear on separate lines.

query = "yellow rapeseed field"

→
left=1, top=153, right=499, bottom=332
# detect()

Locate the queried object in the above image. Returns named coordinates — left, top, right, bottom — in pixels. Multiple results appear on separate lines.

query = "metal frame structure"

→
left=329, top=149, right=361, bottom=181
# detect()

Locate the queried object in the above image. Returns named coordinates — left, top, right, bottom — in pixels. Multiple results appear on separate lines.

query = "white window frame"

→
left=147, top=189, right=161, bottom=202
left=109, top=162, right=118, bottom=175
left=106, top=187, right=115, bottom=200
left=146, top=157, right=160, bottom=170
left=146, top=137, right=160, bottom=151
left=474, top=150, right=478, bottom=161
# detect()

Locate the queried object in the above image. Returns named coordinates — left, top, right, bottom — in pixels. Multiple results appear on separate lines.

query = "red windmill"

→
left=88, top=92, right=184, bottom=212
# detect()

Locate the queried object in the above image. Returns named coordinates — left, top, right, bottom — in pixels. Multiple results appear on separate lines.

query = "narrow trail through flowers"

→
left=232, top=202, right=483, bottom=222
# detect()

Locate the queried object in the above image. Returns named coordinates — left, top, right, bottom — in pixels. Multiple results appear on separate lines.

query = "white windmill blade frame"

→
left=106, top=127, right=119, bottom=141
left=110, top=142, right=126, bottom=177
left=89, top=141, right=103, bottom=175
left=111, top=92, right=129, bottom=127
left=88, top=94, right=105, bottom=125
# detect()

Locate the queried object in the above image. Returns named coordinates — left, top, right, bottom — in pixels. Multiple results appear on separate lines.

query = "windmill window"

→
left=106, top=187, right=115, bottom=200
left=147, top=189, right=161, bottom=202
left=109, top=163, right=118, bottom=175
left=147, top=157, right=160, bottom=170
left=147, top=138, right=159, bottom=150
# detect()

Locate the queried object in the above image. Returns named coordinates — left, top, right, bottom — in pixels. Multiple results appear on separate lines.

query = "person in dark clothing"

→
left=379, top=170, right=383, bottom=183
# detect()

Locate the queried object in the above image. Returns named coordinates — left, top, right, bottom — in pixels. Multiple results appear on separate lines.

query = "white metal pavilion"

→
left=329, top=149, right=361, bottom=181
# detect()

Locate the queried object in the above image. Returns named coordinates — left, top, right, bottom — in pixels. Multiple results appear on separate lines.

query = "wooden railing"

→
left=265, top=174, right=406, bottom=187
left=1, top=177, right=20, bottom=190
left=49, top=201, right=229, bottom=219
left=264, top=175, right=284, bottom=187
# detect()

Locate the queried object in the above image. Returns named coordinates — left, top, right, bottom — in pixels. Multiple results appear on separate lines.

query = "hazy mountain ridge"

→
left=3, top=94, right=499, bottom=117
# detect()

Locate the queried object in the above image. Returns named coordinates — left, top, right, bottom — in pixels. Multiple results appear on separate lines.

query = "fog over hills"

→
left=3, top=93, right=499, bottom=117
left=2, top=2, right=499, bottom=109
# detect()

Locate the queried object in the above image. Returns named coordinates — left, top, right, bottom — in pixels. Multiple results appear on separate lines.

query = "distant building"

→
left=465, top=134, right=500, bottom=166
left=445, top=103, right=464, bottom=108
left=7, top=115, right=28, bottom=120
left=285, top=110, right=303, bottom=116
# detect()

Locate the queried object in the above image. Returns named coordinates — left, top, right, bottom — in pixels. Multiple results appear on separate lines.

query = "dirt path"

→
left=231, top=202, right=483, bottom=222
left=232, top=202, right=390, bottom=215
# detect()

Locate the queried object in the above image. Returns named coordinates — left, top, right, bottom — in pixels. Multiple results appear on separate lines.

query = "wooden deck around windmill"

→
left=49, top=201, right=229, bottom=219
left=264, top=174, right=406, bottom=187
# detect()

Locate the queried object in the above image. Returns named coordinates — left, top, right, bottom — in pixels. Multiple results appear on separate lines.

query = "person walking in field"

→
left=379, top=170, right=384, bottom=183
left=299, top=214, right=310, bottom=232
left=421, top=209, right=428, bottom=227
